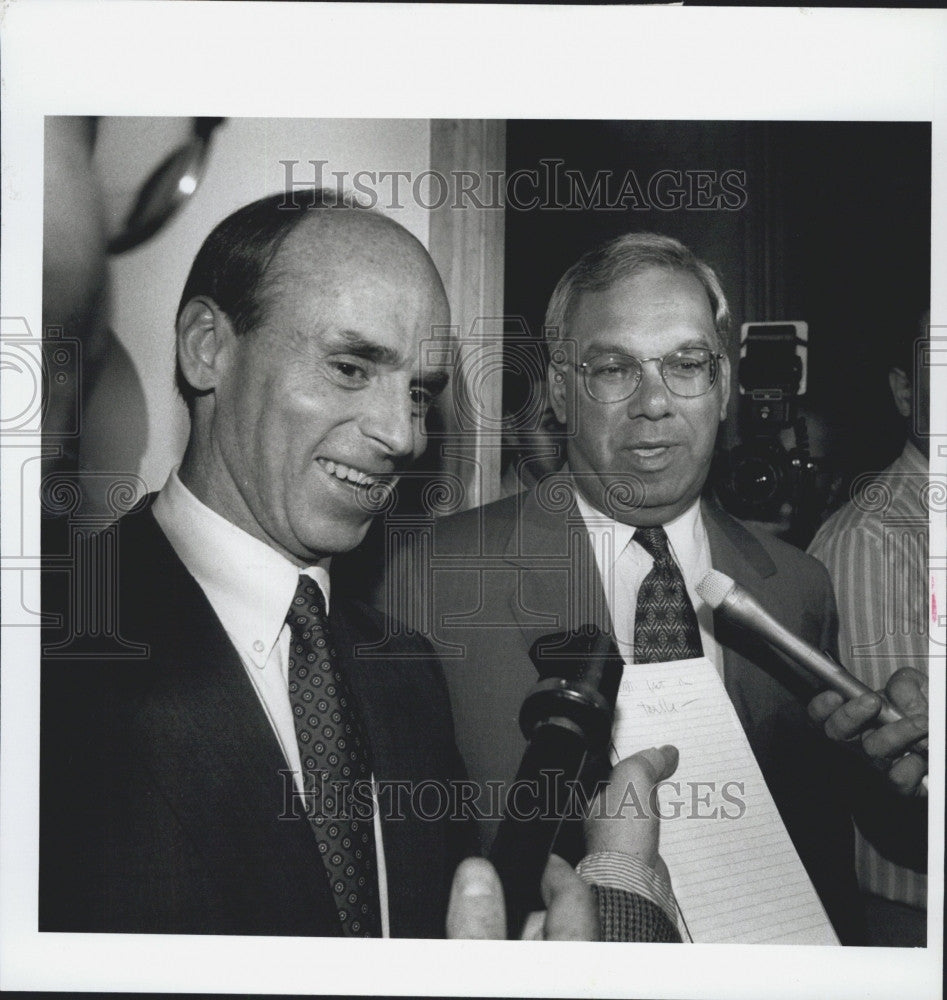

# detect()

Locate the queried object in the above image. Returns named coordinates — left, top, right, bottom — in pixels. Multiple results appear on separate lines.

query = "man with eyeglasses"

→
left=386, top=231, right=921, bottom=944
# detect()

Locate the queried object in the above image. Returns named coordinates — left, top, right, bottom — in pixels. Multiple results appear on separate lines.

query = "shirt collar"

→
left=571, top=475, right=704, bottom=570
left=152, top=469, right=332, bottom=670
left=573, top=488, right=638, bottom=559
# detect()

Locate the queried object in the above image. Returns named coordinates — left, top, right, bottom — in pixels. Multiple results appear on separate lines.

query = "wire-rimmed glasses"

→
left=563, top=348, right=725, bottom=403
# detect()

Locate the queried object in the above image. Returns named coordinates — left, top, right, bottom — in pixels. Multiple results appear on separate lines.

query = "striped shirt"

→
left=808, top=442, right=929, bottom=908
left=579, top=854, right=681, bottom=942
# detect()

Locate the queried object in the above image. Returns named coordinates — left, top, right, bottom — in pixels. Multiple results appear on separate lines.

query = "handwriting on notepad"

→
left=610, top=656, right=839, bottom=945
left=621, top=675, right=701, bottom=715
left=636, top=697, right=700, bottom=715
left=620, top=676, right=695, bottom=691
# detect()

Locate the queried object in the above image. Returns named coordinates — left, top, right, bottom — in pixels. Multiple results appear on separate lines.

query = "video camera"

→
left=714, top=322, right=819, bottom=528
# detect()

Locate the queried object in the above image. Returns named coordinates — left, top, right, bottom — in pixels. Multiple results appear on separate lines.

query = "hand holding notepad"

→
left=611, top=656, right=839, bottom=945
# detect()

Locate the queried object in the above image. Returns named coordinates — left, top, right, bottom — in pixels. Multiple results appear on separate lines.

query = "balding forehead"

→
left=276, top=208, right=444, bottom=293
left=289, top=208, right=419, bottom=261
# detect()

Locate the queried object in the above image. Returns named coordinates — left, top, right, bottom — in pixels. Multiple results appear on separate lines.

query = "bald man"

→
left=40, top=193, right=479, bottom=938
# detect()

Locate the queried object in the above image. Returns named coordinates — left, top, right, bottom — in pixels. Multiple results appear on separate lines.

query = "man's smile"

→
left=315, top=457, right=395, bottom=491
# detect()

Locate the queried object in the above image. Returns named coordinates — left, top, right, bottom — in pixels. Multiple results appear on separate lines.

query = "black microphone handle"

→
left=489, top=723, right=591, bottom=936
left=490, top=626, right=624, bottom=937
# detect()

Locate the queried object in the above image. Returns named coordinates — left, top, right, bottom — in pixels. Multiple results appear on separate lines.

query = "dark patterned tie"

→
left=633, top=526, right=704, bottom=663
left=286, top=575, right=381, bottom=937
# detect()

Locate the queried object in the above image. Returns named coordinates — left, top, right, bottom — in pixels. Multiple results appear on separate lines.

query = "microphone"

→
left=697, top=569, right=904, bottom=725
left=489, top=626, right=624, bottom=937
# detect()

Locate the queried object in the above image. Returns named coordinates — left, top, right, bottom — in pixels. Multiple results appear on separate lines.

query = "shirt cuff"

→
left=576, top=851, right=677, bottom=926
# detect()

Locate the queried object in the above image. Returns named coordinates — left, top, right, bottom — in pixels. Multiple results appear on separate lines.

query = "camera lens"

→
left=731, top=452, right=784, bottom=506
left=714, top=439, right=792, bottom=519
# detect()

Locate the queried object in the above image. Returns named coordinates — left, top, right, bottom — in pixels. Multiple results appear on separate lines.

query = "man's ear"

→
left=548, top=356, right=568, bottom=425
left=888, top=367, right=913, bottom=419
left=176, top=297, right=235, bottom=395
left=717, top=352, right=732, bottom=423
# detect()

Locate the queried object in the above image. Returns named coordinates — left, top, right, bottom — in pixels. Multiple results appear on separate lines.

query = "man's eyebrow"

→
left=582, top=340, right=628, bottom=357
left=324, top=329, right=402, bottom=365
left=581, top=337, right=715, bottom=358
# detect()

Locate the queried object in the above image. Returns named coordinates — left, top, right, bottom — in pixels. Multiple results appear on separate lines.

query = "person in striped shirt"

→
left=807, top=314, right=931, bottom=946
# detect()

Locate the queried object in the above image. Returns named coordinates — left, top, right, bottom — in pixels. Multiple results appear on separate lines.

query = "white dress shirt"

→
left=573, top=490, right=724, bottom=677
left=152, top=469, right=391, bottom=934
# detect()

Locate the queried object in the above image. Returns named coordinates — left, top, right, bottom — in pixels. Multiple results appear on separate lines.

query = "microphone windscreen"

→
left=697, top=569, right=737, bottom=610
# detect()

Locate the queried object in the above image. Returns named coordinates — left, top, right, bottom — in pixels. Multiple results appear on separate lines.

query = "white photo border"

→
left=2, top=4, right=944, bottom=998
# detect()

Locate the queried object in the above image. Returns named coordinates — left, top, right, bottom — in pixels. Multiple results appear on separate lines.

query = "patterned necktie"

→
left=633, top=526, right=704, bottom=663
left=286, top=575, right=381, bottom=937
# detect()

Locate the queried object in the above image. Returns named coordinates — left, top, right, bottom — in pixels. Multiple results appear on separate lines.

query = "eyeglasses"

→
left=564, top=348, right=725, bottom=403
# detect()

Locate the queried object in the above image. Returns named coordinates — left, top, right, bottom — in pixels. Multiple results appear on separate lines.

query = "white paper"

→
left=611, top=657, right=839, bottom=945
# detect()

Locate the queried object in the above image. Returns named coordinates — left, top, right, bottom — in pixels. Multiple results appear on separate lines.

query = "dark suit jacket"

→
left=377, top=478, right=866, bottom=943
left=40, top=502, right=478, bottom=937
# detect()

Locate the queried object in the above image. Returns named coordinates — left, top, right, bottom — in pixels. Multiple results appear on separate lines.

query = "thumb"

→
left=538, top=854, right=600, bottom=941
left=631, top=744, right=680, bottom=784
left=585, top=745, right=679, bottom=861
left=446, top=857, right=506, bottom=939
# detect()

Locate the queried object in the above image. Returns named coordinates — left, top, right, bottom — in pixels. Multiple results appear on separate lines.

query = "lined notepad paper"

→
left=611, top=656, right=839, bottom=945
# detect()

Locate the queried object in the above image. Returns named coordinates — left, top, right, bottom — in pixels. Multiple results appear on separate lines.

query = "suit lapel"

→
left=504, top=478, right=612, bottom=646
left=123, top=512, right=341, bottom=932
left=703, top=499, right=777, bottom=584
left=703, top=500, right=773, bottom=698
left=701, top=499, right=815, bottom=724
left=331, top=599, right=466, bottom=938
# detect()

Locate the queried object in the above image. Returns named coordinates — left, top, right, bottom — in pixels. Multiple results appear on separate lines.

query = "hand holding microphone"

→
left=697, top=569, right=929, bottom=796
left=808, top=669, right=928, bottom=797
left=446, top=745, right=680, bottom=941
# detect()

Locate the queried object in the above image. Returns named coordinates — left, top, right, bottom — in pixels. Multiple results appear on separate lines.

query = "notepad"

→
left=611, top=656, right=839, bottom=945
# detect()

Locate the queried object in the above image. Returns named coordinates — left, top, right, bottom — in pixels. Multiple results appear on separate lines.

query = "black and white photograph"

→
left=1, top=4, right=944, bottom=998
